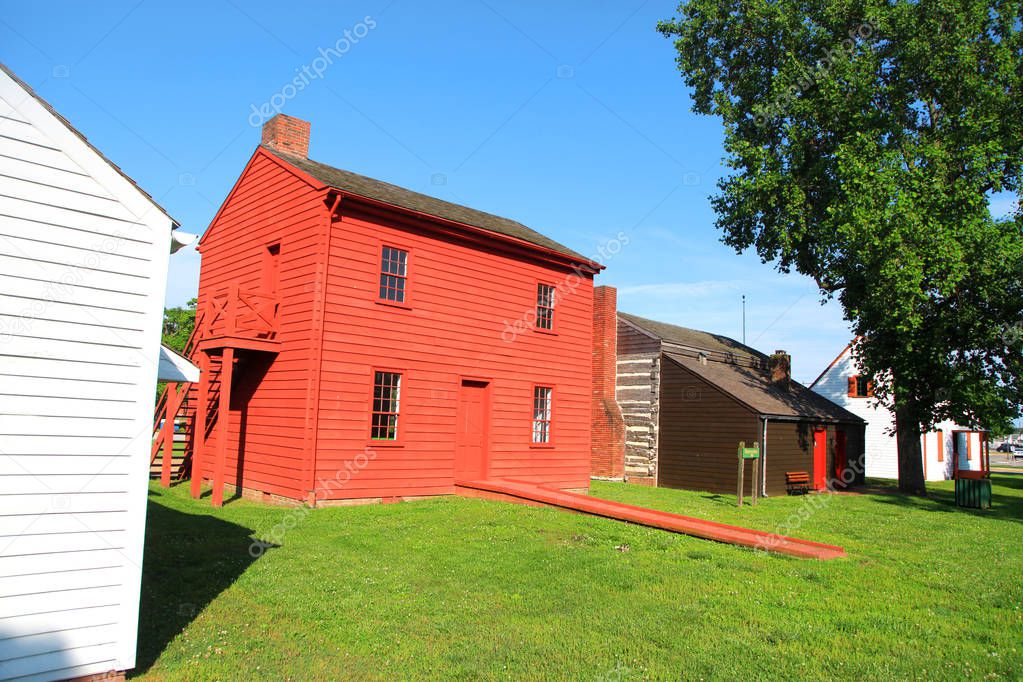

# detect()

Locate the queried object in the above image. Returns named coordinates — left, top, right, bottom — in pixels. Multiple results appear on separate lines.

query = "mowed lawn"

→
left=135, top=476, right=1023, bottom=680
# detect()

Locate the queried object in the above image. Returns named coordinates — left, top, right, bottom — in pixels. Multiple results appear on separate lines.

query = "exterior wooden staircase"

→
left=150, top=314, right=205, bottom=484
left=151, top=285, right=280, bottom=502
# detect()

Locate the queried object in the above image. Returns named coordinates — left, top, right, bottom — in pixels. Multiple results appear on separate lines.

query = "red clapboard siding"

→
left=195, top=146, right=596, bottom=503
left=194, top=150, right=324, bottom=500
left=312, top=202, right=593, bottom=499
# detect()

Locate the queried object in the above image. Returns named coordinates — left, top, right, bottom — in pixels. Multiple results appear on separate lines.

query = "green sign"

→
left=736, top=441, right=761, bottom=506
left=737, top=442, right=760, bottom=459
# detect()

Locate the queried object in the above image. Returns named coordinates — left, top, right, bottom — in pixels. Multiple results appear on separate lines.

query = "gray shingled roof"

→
left=619, top=312, right=767, bottom=359
left=264, top=146, right=591, bottom=263
left=665, top=352, right=864, bottom=423
left=620, top=311, right=862, bottom=423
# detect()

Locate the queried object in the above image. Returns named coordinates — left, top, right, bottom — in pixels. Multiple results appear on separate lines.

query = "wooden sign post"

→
left=751, top=453, right=760, bottom=507
left=737, top=442, right=745, bottom=507
left=737, top=441, right=761, bottom=507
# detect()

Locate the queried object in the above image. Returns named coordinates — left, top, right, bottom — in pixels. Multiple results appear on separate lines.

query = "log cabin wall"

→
left=616, top=321, right=661, bottom=483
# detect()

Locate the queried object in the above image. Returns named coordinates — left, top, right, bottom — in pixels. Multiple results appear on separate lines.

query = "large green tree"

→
left=162, top=298, right=197, bottom=354
left=659, top=0, right=1023, bottom=493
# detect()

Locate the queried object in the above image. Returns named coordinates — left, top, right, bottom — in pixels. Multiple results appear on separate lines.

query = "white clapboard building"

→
left=811, top=343, right=985, bottom=481
left=0, top=64, right=196, bottom=681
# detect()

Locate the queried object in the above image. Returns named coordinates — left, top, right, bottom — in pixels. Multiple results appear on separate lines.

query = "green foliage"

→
left=659, top=1, right=1023, bottom=486
left=162, top=298, right=197, bottom=353
left=137, top=479, right=1023, bottom=679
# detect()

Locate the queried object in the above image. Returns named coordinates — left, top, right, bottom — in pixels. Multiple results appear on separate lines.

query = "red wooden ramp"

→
left=455, top=479, right=846, bottom=560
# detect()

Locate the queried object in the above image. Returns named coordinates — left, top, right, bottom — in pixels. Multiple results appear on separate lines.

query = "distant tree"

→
left=988, top=422, right=1017, bottom=439
left=659, top=0, right=1023, bottom=493
left=162, top=298, right=197, bottom=353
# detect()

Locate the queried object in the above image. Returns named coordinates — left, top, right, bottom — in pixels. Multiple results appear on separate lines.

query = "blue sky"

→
left=3, top=1, right=1017, bottom=385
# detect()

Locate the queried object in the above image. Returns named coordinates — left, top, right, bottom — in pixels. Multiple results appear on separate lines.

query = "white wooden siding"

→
left=0, top=70, right=172, bottom=681
left=811, top=347, right=977, bottom=481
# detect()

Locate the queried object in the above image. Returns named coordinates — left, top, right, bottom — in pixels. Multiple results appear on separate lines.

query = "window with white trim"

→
left=532, top=386, right=552, bottom=443
left=536, top=283, right=555, bottom=330
left=371, top=371, right=402, bottom=440
left=379, top=246, right=408, bottom=303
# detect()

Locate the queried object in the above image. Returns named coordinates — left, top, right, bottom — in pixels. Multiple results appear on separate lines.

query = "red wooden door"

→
left=834, top=430, right=847, bottom=488
left=812, top=428, right=827, bottom=490
left=455, top=380, right=489, bottom=481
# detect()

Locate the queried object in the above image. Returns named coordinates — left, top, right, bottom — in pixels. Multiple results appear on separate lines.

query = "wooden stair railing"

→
left=151, top=312, right=206, bottom=485
left=205, top=284, right=279, bottom=339
left=152, top=285, right=278, bottom=489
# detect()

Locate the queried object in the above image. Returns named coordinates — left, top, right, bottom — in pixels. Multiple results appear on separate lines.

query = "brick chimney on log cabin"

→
left=261, top=114, right=310, bottom=159
left=591, top=286, right=626, bottom=479
left=769, top=350, right=792, bottom=389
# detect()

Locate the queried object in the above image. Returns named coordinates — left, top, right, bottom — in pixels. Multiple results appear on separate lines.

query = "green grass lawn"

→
left=135, top=476, right=1023, bottom=680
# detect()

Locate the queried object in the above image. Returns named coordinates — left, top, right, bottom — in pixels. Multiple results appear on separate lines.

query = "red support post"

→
left=160, top=382, right=180, bottom=487
left=226, top=284, right=239, bottom=336
left=211, top=348, right=234, bottom=508
left=191, top=354, right=210, bottom=499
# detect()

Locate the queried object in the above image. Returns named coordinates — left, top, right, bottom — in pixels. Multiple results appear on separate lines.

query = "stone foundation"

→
left=65, top=671, right=125, bottom=682
left=200, top=481, right=523, bottom=508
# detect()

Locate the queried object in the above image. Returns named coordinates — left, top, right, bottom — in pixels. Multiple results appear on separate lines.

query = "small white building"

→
left=0, top=64, right=195, bottom=680
left=810, top=343, right=985, bottom=481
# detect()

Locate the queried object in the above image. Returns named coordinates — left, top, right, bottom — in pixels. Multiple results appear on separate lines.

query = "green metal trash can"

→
left=955, top=477, right=992, bottom=509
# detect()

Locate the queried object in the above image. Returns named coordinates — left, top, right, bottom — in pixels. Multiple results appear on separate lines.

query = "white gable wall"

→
left=812, top=349, right=900, bottom=478
left=0, top=71, right=171, bottom=681
left=811, top=347, right=981, bottom=482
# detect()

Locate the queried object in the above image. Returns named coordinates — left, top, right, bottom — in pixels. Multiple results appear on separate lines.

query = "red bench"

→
left=785, top=471, right=811, bottom=495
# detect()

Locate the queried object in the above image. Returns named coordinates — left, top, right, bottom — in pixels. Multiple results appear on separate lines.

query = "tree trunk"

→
left=894, top=404, right=927, bottom=495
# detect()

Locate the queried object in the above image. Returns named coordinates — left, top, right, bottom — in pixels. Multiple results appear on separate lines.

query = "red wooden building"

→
left=162, top=115, right=603, bottom=506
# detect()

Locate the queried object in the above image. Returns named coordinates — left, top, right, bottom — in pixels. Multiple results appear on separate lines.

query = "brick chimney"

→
left=261, top=114, right=310, bottom=158
left=769, top=350, right=792, bottom=388
left=592, top=286, right=626, bottom=480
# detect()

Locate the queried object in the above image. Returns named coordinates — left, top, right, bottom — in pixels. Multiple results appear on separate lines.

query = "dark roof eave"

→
left=332, top=188, right=604, bottom=273
left=759, top=412, right=866, bottom=425
left=662, top=351, right=865, bottom=424
left=809, top=343, right=853, bottom=389
left=263, top=146, right=600, bottom=270
left=0, top=62, right=179, bottom=227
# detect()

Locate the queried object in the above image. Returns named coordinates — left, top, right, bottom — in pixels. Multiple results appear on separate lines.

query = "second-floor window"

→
left=847, top=375, right=873, bottom=398
left=536, top=283, right=555, bottom=330
left=532, top=386, right=552, bottom=444
left=371, top=371, right=402, bottom=440
left=379, top=246, right=408, bottom=303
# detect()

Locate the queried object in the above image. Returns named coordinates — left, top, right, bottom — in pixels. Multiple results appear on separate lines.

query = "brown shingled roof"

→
left=619, top=310, right=862, bottom=423
left=263, top=146, right=592, bottom=263
left=665, top=352, right=864, bottom=423
left=618, top=312, right=767, bottom=360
